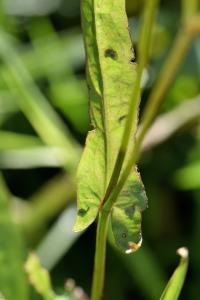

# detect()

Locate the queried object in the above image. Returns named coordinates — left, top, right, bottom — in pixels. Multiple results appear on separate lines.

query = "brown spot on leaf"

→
left=104, top=48, right=118, bottom=60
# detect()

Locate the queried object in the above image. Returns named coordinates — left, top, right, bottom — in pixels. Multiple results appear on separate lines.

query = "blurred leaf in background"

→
left=0, top=174, right=28, bottom=300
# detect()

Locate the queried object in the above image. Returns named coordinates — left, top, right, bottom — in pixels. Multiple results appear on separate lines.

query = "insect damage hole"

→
left=104, top=48, right=118, bottom=60
left=78, top=208, right=89, bottom=217
left=118, top=115, right=127, bottom=123
left=130, top=57, right=136, bottom=64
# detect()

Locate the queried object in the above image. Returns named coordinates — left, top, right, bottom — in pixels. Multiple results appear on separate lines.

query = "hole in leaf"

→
left=78, top=208, right=88, bottom=217
left=104, top=48, right=118, bottom=60
left=118, top=115, right=126, bottom=123
left=130, top=57, right=136, bottom=64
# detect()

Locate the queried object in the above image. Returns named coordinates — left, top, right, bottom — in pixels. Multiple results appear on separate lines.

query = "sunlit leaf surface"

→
left=74, top=0, right=147, bottom=253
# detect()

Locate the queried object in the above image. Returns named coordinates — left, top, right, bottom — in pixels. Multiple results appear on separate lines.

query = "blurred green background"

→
left=0, top=0, right=200, bottom=299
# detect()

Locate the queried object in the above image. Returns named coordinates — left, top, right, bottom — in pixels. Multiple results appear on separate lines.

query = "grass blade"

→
left=37, top=204, right=81, bottom=270
left=0, top=147, right=69, bottom=169
left=160, top=247, right=189, bottom=300
left=0, top=174, right=28, bottom=300
left=25, top=253, right=55, bottom=300
left=0, top=30, right=81, bottom=169
left=0, top=131, right=42, bottom=150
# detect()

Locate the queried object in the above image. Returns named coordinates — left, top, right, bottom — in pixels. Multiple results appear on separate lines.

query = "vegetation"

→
left=0, top=0, right=200, bottom=299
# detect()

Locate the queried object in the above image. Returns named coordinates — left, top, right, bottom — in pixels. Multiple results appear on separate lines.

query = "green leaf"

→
left=0, top=30, right=81, bottom=170
left=22, top=31, right=84, bottom=79
left=0, top=174, right=28, bottom=300
left=50, top=79, right=89, bottom=134
left=111, top=169, right=147, bottom=253
left=25, top=253, right=55, bottom=300
left=25, top=253, right=87, bottom=300
left=0, top=131, right=42, bottom=150
left=0, top=147, right=69, bottom=169
left=74, top=0, right=147, bottom=252
left=174, top=161, right=200, bottom=190
left=0, top=95, right=19, bottom=115
left=160, top=247, right=189, bottom=300
left=0, top=95, right=19, bottom=126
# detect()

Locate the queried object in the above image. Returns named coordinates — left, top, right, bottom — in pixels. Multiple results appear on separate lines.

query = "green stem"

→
left=102, top=0, right=159, bottom=206
left=91, top=209, right=110, bottom=300
left=104, top=16, right=200, bottom=211
left=181, top=0, right=198, bottom=22
left=136, top=15, right=200, bottom=149
left=93, top=2, right=159, bottom=299
left=92, top=5, right=200, bottom=300
left=136, top=30, right=193, bottom=148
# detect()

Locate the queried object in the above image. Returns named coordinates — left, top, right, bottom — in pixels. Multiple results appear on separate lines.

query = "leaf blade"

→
left=111, top=169, right=147, bottom=253
left=25, top=253, right=55, bottom=300
left=160, top=247, right=189, bottom=300
left=74, top=0, right=148, bottom=254
left=0, top=174, right=28, bottom=300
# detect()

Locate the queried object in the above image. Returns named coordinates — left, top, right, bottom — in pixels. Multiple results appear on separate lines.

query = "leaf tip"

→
left=73, top=215, right=94, bottom=232
left=125, top=236, right=143, bottom=254
left=73, top=222, right=84, bottom=233
left=73, top=206, right=98, bottom=232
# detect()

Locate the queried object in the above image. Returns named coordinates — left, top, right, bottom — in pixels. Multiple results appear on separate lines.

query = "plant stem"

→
left=102, top=0, right=159, bottom=206
left=141, top=95, right=200, bottom=152
left=92, top=5, right=200, bottom=300
left=104, top=15, right=200, bottom=211
left=136, top=31, right=192, bottom=148
left=181, top=0, right=198, bottom=22
left=92, top=1, right=159, bottom=299
left=136, top=15, right=200, bottom=150
left=91, top=209, right=110, bottom=300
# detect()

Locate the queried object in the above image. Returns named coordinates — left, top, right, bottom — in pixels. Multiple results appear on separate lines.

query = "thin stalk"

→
left=141, top=95, right=200, bottom=152
left=102, top=0, right=159, bottom=206
left=137, top=15, right=200, bottom=150
left=104, top=16, right=200, bottom=211
left=91, top=209, right=110, bottom=300
left=92, top=6, right=200, bottom=300
left=181, top=0, right=198, bottom=22
left=92, top=2, right=159, bottom=299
